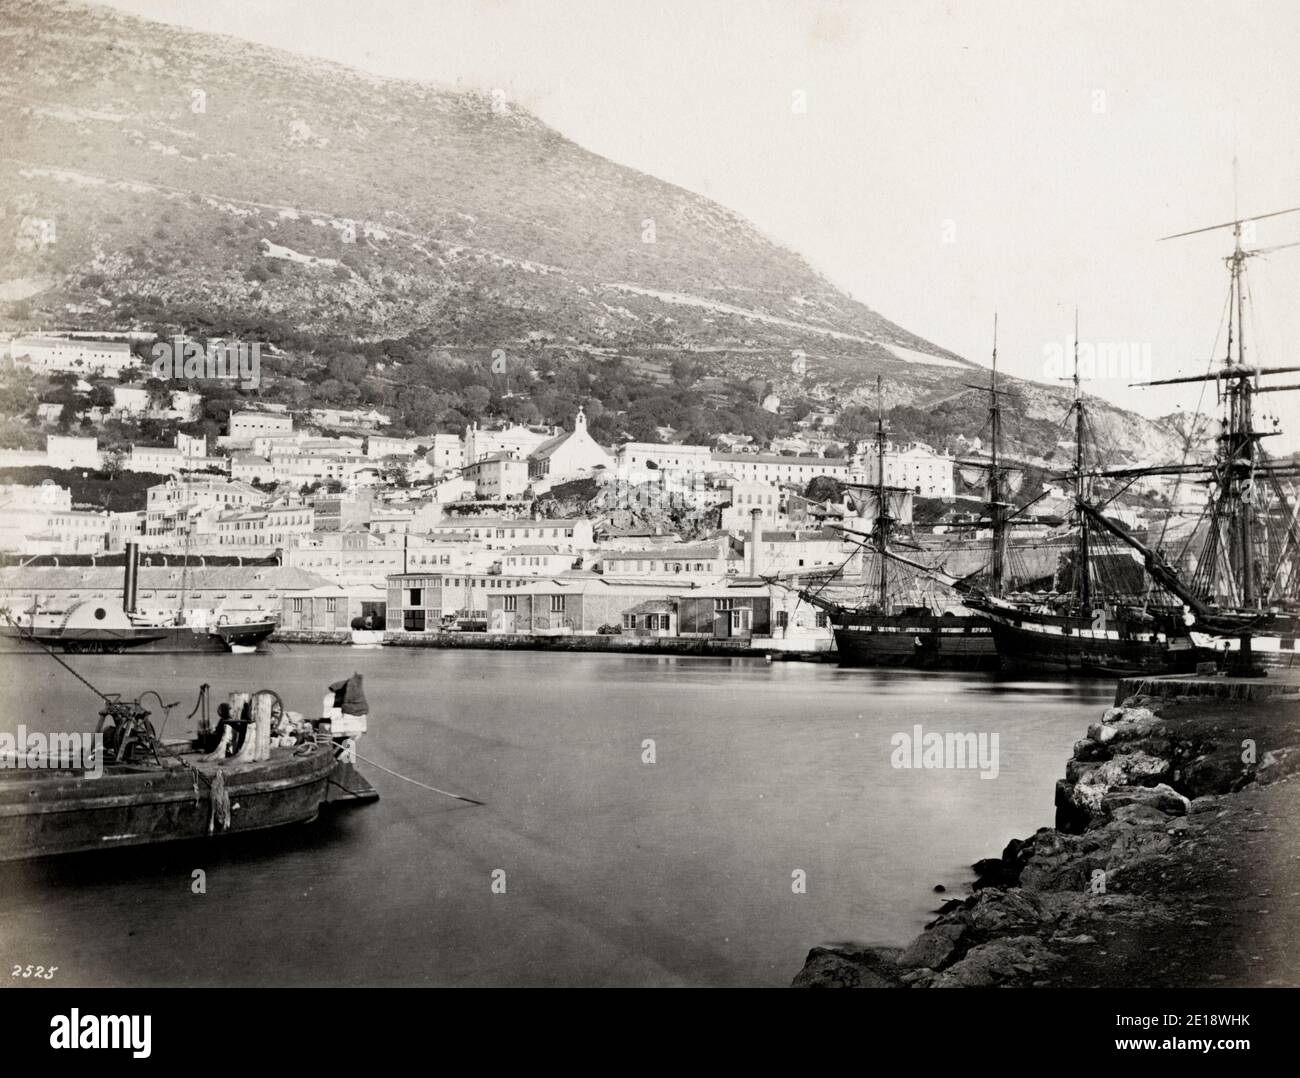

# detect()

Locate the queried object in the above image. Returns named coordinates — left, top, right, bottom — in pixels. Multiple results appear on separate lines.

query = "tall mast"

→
left=1227, top=218, right=1257, bottom=607
left=874, top=375, right=890, bottom=611
left=988, top=314, right=1005, bottom=594
left=1156, top=200, right=1300, bottom=613
left=178, top=428, right=193, bottom=625
left=1072, top=311, right=1090, bottom=610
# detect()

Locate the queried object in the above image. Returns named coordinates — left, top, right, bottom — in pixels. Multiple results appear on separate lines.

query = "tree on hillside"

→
left=89, top=383, right=116, bottom=410
left=805, top=476, right=845, bottom=503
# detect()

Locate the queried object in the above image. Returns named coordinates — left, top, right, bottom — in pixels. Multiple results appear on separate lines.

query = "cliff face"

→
left=0, top=0, right=1183, bottom=460
left=794, top=691, right=1300, bottom=988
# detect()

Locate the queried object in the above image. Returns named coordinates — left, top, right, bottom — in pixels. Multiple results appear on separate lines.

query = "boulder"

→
left=963, top=888, right=1050, bottom=936
left=897, top=923, right=967, bottom=970
left=1181, top=752, right=1246, bottom=796
left=972, top=857, right=1007, bottom=884
left=791, top=947, right=902, bottom=988
left=1102, top=783, right=1191, bottom=818
left=1087, top=722, right=1119, bottom=744
left=1109, top=803, right=1177, bottom=828
left=1089, top=750, right=1172, bottom=787
left=1107, top=707, right=1164, bottom=740
left=1258, top=747, right=1300, bottom=785
left=931, top=935, right=1061, bottom=988
left=1074, top=738, right=1113, bottom=762
left=1056, top=778, right=1099, bottom=833
left=1019, top=846, right=1100, bottom=892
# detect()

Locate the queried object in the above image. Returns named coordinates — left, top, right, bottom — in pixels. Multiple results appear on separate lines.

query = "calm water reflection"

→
left=0, top=646, right=1111, bottom=986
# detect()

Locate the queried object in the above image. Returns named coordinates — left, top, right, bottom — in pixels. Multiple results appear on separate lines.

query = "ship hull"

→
left=0, top=743, right=338, bottom=862
left=971, top=601, right=1205, bottom=676
left=832, top=613, right=998, bottom=670
left=0, top=621, right=277, bottom=655
left=1191, top=625, right=1300, bottom=669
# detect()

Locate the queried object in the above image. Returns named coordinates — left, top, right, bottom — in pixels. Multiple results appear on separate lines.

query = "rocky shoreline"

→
left=793, top=689, right=1300, bottom=988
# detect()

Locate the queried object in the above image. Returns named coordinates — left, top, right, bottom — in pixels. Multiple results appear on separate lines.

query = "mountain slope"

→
left=0, top=0, right=1181, bottom=462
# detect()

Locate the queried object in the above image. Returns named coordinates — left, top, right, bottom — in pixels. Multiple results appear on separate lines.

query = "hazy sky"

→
left=105, top=0, right=1300, bottom=448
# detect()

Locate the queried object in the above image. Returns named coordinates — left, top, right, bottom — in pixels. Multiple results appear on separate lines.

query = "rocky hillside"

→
left=0, top=0, right=1181, bottom=461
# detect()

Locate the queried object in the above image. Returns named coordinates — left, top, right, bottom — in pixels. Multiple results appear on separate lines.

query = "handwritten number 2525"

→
left=11, top=965, right=58, bottom=979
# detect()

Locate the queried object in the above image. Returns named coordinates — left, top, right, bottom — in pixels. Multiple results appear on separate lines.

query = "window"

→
left=404, top=609, right=426, bottom=632
left=777, top=610, right=789, bottom=630
left=325, top=597, right=337, bottom=614
left=292, top=598, right=304, bottom=613
left=407, top=588, right=422, bottom=606
left=731, top=608, right=752, bottom=632
left=550, top=595, right=565, bottom=613
left=504, top=595, right=517, bottom=612
left=715, top=598, right=734, bottom=611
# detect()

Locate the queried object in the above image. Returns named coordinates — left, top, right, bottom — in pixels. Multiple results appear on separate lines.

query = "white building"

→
left=599, top=539, right=735, bottom=579
left=709, top=451, right=850, bottom=487
left=426, top=433, right=465, bottom=472
left=273, top=452, right=372, bottom=488
left=464, top=422, right=555, bottom=464
left=46, top=435, right=102, bottom=470
left=144, top=477, right=264, bottom=546
left=311, top=406, right=392, bottom=430
left=230, top=453, right=278, bottom=485
left=112, top=386, right=150, bottom=416
left=229, top=410, right=293, bottom=441
left=500, top=545, right=578, bottom=575
left=465, top=452, right=529, bottom=499
left=527, top=408, right=611, bottom=485
left=112, top=386, right=200, bottom=421
left=420, top=516, right=595, bottom=551
left=212, top=501, right=315, bottom=550
left=720, top=481, right=784, bottom=531
left=366, top=435, right=420, bottom=459
left=8, top=336, right=140, bottom=377
left=614, top=442, right=713, bottom=485
left=855, top=441, right=954, bottom=498
left=124, top=432, right=214, bottom=476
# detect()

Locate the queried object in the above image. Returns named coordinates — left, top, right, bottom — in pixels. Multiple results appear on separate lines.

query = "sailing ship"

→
left=958, top=315, right=1205, bottom=675
left=797, top=372, right=999, bottom=669
left=967, top=205, right=1300, bottom=675
left=1063, top=206, right=1300, bottom=672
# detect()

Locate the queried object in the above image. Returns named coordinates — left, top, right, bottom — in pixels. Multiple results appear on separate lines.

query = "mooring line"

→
left=350, top=749, right=485, bottom=806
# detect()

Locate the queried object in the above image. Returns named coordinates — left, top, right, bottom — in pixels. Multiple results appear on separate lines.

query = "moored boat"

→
left=0, top=676, right=377, bottom=862
left=1052, top=209, right=1300, bottom=675
left=349, top=613, right=386, bottom=648
left=964, top=593, right=1202, bottom=676
left=0, top=543, right=278, bottom=654
left=832, top=608, right=997, bottom=669
left=807, top=328, right=1028, bottom=671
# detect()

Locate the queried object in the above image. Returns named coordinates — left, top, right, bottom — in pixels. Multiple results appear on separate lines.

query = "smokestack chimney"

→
left=747, top=508, right=763, bottom=578
left=122, top=541, right=139, bottom=614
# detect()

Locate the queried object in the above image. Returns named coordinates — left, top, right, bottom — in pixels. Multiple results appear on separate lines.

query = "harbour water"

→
left=0, top=647, right=1110, bottom=986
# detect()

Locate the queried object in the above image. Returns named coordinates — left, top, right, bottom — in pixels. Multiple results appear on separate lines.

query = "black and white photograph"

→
left=0, top=0, right=1297, bottom=1034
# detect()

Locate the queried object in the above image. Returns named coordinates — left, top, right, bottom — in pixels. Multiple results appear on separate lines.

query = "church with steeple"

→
left=527, top=407, right=612, bottom=486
